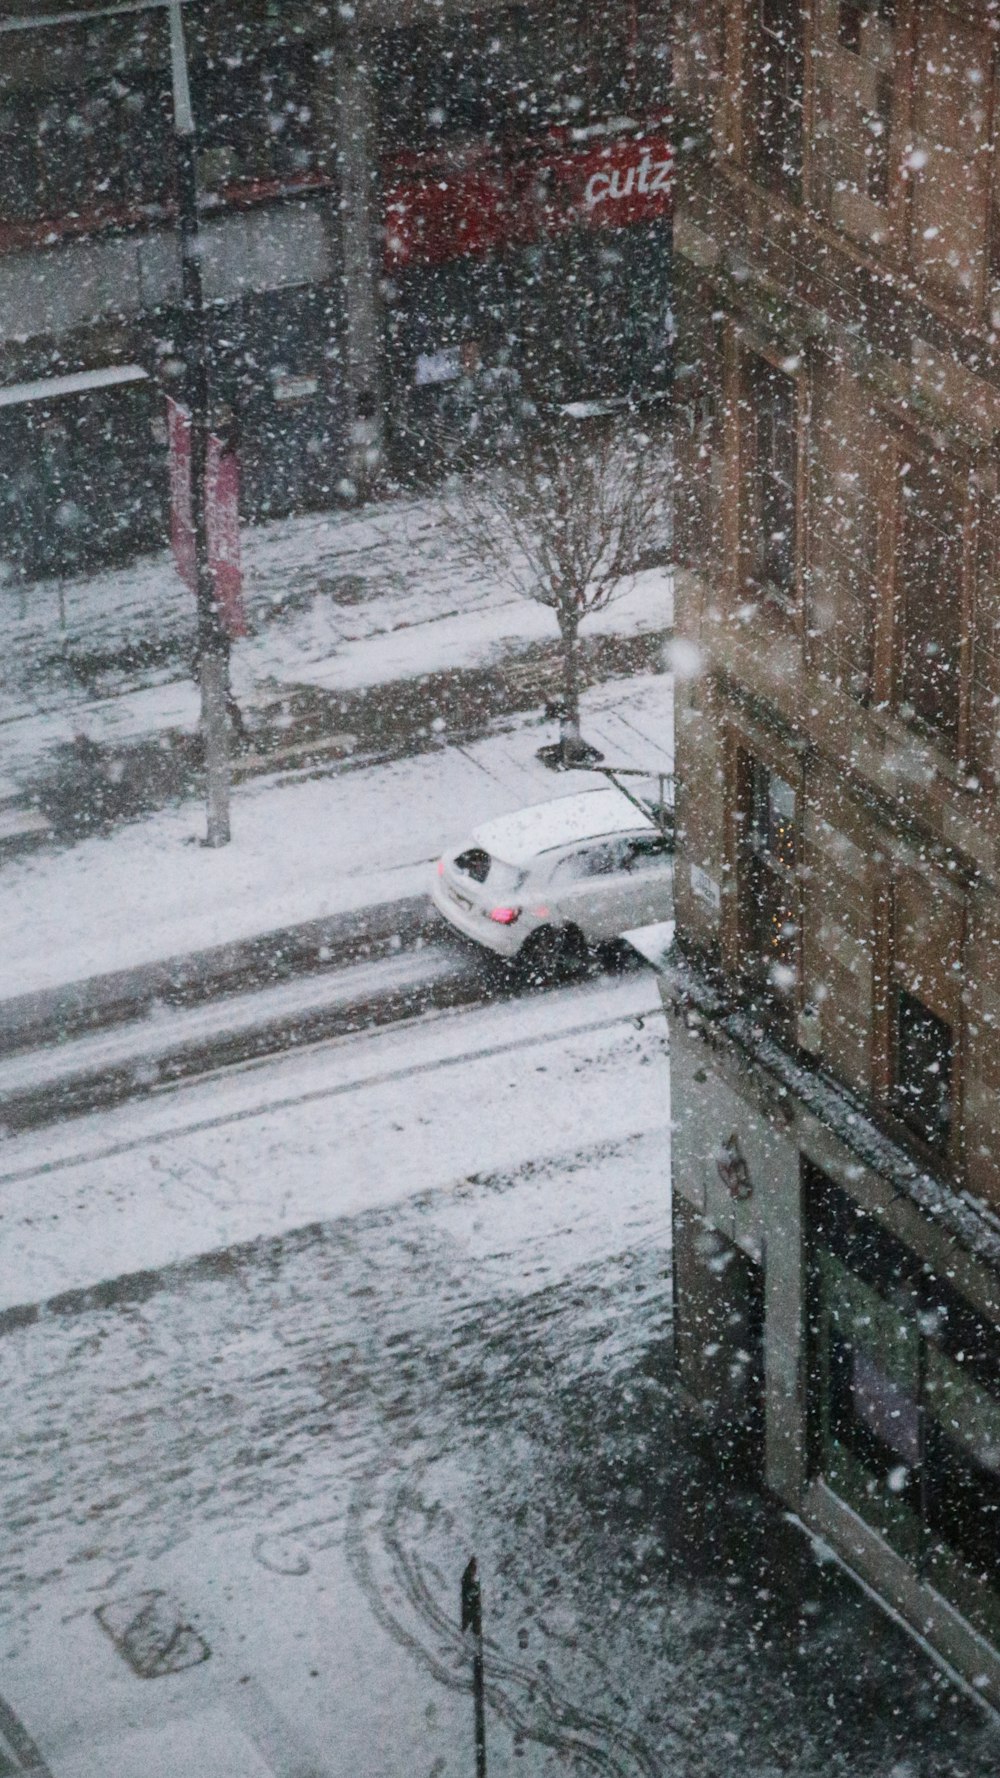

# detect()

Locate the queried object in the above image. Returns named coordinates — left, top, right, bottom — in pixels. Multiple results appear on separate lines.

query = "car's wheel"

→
left=519, top=923, right=589, bottom=983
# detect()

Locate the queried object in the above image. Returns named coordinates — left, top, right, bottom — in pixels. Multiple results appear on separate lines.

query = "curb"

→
left=0, top=938, right=491, bottom=1137
left=0, top=892, right=434, bottom=1059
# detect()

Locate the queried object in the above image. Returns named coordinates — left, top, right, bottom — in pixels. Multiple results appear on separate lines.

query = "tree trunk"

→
left=559, top=614, right=582, bottom=763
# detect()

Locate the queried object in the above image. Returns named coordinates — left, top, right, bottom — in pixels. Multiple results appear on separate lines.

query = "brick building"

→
left=0, top=0, right=671, bottom=579
left=667, top=0, right=1000, bottom=1708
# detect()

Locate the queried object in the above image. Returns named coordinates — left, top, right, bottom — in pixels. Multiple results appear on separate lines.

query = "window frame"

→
left=733, top=746, right=802, bottom=1037
left=735, top=342, right=804, bottom=624
left=806, top=1163, right=1000, bottom=1643
left=743, top=0, right=806, bottom=203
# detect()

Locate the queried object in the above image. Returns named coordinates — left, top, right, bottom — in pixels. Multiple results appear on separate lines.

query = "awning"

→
left=0, top=364, right=150, bottom=409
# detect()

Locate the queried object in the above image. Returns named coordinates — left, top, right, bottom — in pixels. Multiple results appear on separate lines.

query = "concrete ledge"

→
left=0, top=938, right=488, bottom=1136
left=0, top=808, right=53, bottom=855
left=801, top=1477, right=1000, bottom=1723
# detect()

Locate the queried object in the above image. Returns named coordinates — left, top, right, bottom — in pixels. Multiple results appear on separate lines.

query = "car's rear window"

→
left=455, top=848, right=523, bottom=892
left=455, top=848, right=491, bottom=883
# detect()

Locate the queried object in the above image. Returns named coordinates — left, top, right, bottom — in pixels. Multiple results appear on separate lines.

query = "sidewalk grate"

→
left=95, top=1591, right=210, bottom=1678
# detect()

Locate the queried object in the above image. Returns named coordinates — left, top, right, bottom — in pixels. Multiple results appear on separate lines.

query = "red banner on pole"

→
left=206, top=432, right=246, bottom=639
left=167, top=395, right=195, bottom=592
left=167, top=395, right=246, bottom=639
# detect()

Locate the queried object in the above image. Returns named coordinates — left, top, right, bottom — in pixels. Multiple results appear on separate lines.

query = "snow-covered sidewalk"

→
left=2, top=485, right=672, bottom=790
left=1, top=672, right=672, bottom=1005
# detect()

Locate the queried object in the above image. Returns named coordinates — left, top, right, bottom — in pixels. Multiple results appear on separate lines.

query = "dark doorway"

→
left=672, top=1195, right=766, bottom=1480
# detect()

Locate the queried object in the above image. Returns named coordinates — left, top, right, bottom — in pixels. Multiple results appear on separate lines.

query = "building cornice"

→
left=660, top=941, right=1000, bottom=1279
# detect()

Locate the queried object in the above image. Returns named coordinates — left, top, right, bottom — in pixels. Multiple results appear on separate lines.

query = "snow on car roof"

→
left=471, top=786, right=654, bottom=865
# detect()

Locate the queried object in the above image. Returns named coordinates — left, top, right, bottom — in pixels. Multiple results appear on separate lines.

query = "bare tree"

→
left=443, top=414, right=669, bottom=765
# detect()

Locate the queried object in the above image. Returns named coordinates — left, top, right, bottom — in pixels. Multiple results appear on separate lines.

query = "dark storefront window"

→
left=385, top=215, right=673, bottom=473
left=578, top=1, right=671, bottom=121
left=376, top=3, right=669, bottom=154
left=0, top=77, right=174, bottom=224
left=516, top=224, right=674, bottom=402
left=808, top=1166, right=1000, bottom=1645
left=0, top=382, right=167, bottom=580
left=192, top=48, right=319, bottom=188
left=738, top=754, right=799, bottom=1032
left=747, top=0, right=805, bottom=201
left=0, top=46, right=319, bottom=229
left=893, top=988, right=953, bottom=1153
left=742, top=352, right=798, bottom=612
left=377, top=24, right=516, bottom=149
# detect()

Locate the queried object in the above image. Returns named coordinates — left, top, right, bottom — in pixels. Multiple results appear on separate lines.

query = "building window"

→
left=0, top=45, right=321, bottom=230
left=742, top=352, right=799, bottom=611
left=0, top=77, right=174, bottom=226
left=896, top=459, right=963, bottom=752
left=894, top=987, right=953, bottom=1152
left=739, top=755, right=799, bottom=1028
left=809, top=1168, right=1000, bottom=1647
left=746, top=0, right=805, bottom=201
left=837, top=0, right=896, bottom=56
left=908, top=6, right=991, bottom=311
left=376, top=3, right=669, bottom=153
left=863, top=71, right=894, bottom=206
left=827, top=0, right=896, bottom=235
left=193, top=48, right=319, bottom=188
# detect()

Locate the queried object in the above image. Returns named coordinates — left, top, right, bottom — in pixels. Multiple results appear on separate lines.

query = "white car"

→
left=431, top=784, right=674, bottom=971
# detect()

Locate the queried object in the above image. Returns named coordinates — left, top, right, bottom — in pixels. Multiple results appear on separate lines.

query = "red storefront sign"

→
left=383, top=130, right=673, bottom=270
left=532, top=135, right=674, bottom=234
left=167, top=395, right=247, bottom=639
left=384, top=160, right=511, bottom=269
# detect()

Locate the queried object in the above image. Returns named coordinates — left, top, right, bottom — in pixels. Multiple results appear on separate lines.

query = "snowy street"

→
left=8, top=0, right=1000, bottom=1768
left=0, top=921, right=489, bottom=1132
left=2, top=972, right=995, bottom=1778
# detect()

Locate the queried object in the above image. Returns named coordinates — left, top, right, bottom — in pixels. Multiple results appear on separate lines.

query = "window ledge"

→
left=658, top=940, right=1000, bottom=1273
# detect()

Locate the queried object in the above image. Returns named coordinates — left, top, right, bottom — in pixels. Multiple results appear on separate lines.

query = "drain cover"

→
left=95, top=1591, right=210, bottom=1678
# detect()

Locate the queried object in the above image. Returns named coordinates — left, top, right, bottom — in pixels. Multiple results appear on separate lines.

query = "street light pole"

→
left=168, top=0, right=231, bottom=847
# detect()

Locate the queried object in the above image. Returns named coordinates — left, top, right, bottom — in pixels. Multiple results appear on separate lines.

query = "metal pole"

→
left=460, top=1557, right=486, bottom=1778
left=169, top=0, right=231, bottom=847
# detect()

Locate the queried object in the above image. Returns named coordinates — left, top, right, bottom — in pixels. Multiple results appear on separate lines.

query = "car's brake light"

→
left=488, top=906, right=521, bottom=925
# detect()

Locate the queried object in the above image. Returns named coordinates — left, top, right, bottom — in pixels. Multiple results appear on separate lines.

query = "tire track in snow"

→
left=346, top=1473, right=671, bottom=1778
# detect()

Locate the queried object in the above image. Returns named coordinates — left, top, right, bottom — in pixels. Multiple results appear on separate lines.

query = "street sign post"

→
left=461, top=1557, right=487, bottom=1778
left=169, top=0, right=231, bottom=847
